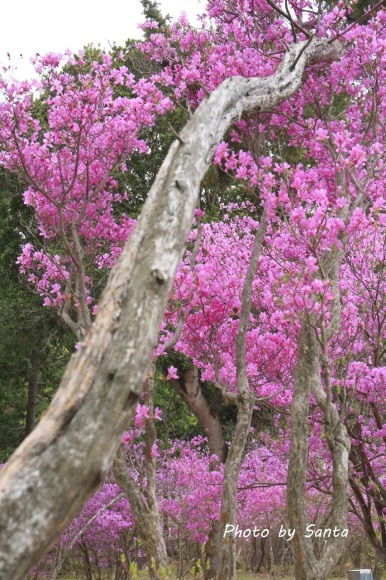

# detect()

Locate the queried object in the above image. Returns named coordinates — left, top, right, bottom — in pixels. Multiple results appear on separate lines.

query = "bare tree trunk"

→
left=170, top=368, right=227, bottom=464
left=0, top=38, right=340, bottom=579
left=143, top=363, right=168, bottom=576
left=287, top=319, right=350, bottom=580
left=287, top=322, right=320, bottom=579
left=217, top=390, right=255, bottom=579
left=205, top=521, right=222, bottom=579
left=170, top=368, right=226, bottom=578
left=112, top=364, right=168, bottom=579
left=112, top=447, right=168, bottom=579
left=287, top=241, right=351, bottom=580
left=25, top=349, right=41, bottom=436
left=218, top=209, right=268, bottom=579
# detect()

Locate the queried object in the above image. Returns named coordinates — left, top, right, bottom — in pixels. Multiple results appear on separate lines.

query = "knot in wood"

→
left=151, top=268, right=166, bottom=286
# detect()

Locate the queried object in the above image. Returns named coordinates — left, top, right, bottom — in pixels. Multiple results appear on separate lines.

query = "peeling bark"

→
left=0, top=38, right=341, bottom=579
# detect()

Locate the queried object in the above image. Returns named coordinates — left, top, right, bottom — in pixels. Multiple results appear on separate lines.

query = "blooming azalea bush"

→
left=31, top=433, right=367, bottom=577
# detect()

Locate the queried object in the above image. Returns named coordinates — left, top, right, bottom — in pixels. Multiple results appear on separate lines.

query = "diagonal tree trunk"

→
left=169, top=368, right=227, bottom=465
left=0, top=39, right=341, bottom=579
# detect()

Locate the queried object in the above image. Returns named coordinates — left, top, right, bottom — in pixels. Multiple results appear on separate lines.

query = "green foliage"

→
left=0, top=36, right=190, bottom=458
left=140, top=0, right=171, bottom=38
left=155, top=352, right=237, bottom=442
left=347, top=0, right=380, bottom=22
left=0, top=167, right=74, bottom=461
left=0, top=28, right=259, bottom=460
left=154, top=387, right=202, bottom=443
left=155, top=352, right=204, bottom=440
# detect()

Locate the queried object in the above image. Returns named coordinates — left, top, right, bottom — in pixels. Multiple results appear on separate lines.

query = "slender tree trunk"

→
left=287, top=322, right=318, bottom=579
left=0, top=39, right=340, bottom=579
left=205, top=520, right=222, bottom=579
left=143, top=363, right=169, bottom=576
left=112, top=447, right=168, bottom=579
left=217, top=390, right=255, bottom=579
left=112, top=364, right=168, bottom=578
left=287, top=244, right=351, bottom=580
left=218, top=209, right=268, bottom=579
left=25, top=349, right=41, bottom=436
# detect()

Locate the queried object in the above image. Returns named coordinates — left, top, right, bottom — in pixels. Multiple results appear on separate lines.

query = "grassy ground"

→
left=41, top=559, right=379, bottom=579
left=52, top=574, right=351, bottom=579
left=50, top=569, right=351, bottom=579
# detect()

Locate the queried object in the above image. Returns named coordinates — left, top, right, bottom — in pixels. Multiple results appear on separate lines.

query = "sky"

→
left=0, top=0, right=203, bottom=78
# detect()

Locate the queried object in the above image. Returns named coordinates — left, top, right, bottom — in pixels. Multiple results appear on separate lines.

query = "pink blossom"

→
left=166, top=366, right=179, bottom=380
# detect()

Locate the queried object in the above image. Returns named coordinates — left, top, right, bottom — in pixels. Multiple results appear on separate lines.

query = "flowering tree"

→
left=30, top=436, right=292, bottom=577
left=0, top=49, right=179, bottom=578
left=0, top=51, right=171, bottom=339
left=0, top=27, right=341, bottom=579
left=142, top=1, right=386, bottom=577
left=338, top=225, right=386, bottom=565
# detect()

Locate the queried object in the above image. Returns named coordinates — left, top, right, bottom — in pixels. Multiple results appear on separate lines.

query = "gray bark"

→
left=112, top=446, right=168, bottom=579
left=217, top=208, right=268, bottom=579
left=287, top=189, right=352, bottom=579
left=112, top=364, right=168, bottom=579
left=0, top=38, right=341, bottom=580
left=287, top=320, right=350, bottom=580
